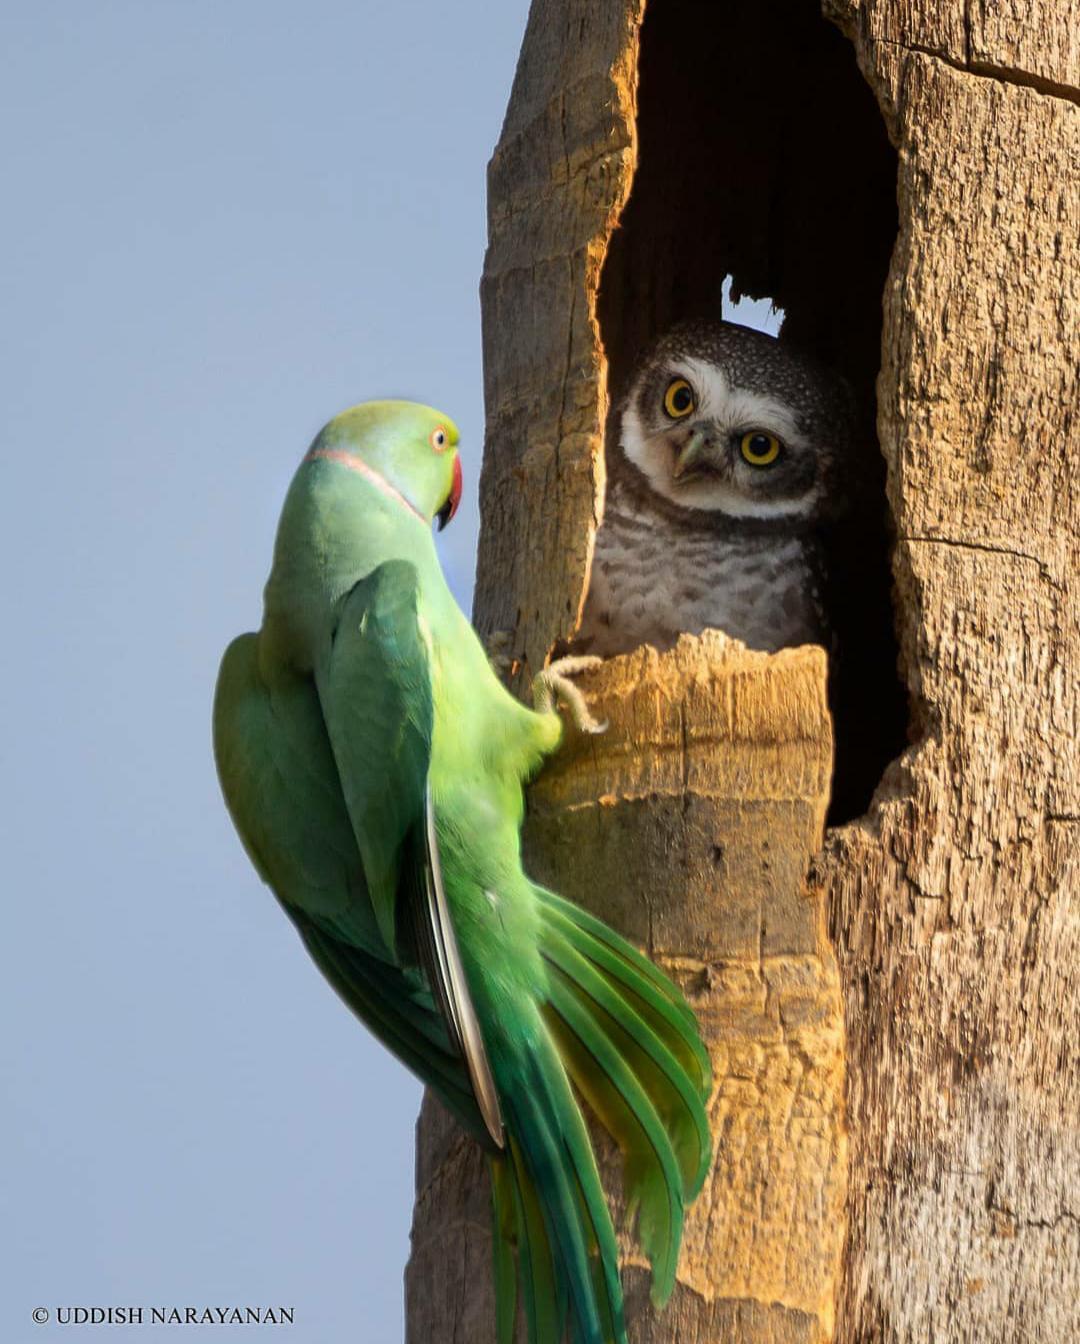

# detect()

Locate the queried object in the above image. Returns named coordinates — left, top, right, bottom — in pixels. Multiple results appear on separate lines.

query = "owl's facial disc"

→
left=621, top=356, right=824, bottom=520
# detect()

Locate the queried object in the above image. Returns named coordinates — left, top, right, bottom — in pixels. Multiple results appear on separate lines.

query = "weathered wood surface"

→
left=826, top=0, right=1080, bottom=95
left=819, top=9, right=1080, bottom=1339
left=407, top=638, right=846, bottom=1343
left=407, top=0, right=1080, bottom=1341
left=472, top=1, right=644, bottom=681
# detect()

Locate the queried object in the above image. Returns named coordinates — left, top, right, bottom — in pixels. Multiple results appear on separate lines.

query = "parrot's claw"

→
left=532, top=656, right=607, bottom=735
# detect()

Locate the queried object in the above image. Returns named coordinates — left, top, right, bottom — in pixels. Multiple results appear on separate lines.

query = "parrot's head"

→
left=306, top=400, right=463, bottom=530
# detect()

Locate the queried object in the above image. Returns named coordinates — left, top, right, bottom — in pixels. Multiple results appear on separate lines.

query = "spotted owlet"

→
left=576, top=319, right=855, bottom=658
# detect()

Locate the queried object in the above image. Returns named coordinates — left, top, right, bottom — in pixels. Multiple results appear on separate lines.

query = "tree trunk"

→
left=406, top=2, right=1079, bottom=1341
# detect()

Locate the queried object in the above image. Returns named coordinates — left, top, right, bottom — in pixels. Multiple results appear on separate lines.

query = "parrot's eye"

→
left=430, top=426, right=448, bottom=452
left=663, top=378, right=695, bottom=419
left=740, top=431, right=782, bottom=467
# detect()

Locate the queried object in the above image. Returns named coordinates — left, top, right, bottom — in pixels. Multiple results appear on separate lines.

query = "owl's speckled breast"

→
left=577, top=479, right=827, bottom=657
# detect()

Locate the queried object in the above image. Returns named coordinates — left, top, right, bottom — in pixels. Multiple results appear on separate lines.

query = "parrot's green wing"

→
left=317, top=560, right=504, bottom=1148
left=212, top=631, right=487, bottom=1142
left=290, top=914, right=488, bottom=1134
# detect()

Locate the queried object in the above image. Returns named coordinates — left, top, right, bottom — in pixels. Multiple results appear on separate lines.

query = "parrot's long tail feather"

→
left=488, top=886, right=713, bottom=1344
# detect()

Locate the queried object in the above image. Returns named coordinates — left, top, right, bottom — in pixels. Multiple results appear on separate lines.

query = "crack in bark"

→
left=898, top=533, right=1061, bottom=587
left=1020, top=1210, right=1080, bottom=1231
left=988, top=1200, right=1080, bottom=1233
left=875, top=35, right=1080, bottom=107
left=968, top=56, right=1080, bottom=108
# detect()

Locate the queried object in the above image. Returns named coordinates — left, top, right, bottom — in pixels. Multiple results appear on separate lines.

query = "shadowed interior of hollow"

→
left=595, top=0, right=907, bottom=825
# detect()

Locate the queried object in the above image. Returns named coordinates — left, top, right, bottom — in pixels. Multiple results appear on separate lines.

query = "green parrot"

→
left=213, top=400, right=712, bottom=1344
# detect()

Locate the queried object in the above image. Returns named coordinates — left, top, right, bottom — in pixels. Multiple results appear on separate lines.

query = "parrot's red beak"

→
left=436, top=454, right=463, bottom=531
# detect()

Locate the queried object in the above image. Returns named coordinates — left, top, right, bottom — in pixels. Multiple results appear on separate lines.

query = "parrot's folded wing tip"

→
left=421, top=787, right=505, bottom=1149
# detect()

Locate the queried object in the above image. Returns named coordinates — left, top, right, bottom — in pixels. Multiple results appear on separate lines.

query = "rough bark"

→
left=818, top=8, right=1080, bottom=1339
left=406, top=1, right=1079, bottom=1341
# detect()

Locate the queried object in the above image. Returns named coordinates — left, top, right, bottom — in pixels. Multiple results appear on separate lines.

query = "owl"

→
left=576, top=319, right=855, bottom=658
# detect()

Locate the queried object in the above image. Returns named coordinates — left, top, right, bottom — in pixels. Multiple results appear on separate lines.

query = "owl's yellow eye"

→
left=740, top=431, right=781, bottom=467
left=663, top=378, right=695, bottom=419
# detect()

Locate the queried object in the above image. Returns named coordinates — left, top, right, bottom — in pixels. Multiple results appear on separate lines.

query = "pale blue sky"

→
left=1, top=3, right=529, bottom=1339
left=0, top=5, right=781, bottom=1341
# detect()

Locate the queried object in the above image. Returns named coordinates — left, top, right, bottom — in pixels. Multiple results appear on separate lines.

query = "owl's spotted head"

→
left=618, top=319, right=854, bottom=521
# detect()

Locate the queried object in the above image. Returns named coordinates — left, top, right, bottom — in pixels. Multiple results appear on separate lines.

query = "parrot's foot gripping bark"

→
left=532, top=655, right=607, bottom=735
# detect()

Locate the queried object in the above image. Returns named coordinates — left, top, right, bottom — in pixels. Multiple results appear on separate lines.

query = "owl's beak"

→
left=672, top=427, right=713, bottom=481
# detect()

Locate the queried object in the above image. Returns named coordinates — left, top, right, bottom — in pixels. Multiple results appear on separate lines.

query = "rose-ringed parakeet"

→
left=213, top=401, right=712, bottom=1344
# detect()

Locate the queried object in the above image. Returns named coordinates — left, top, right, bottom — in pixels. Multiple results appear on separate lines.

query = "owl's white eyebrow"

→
left=673, top=356, right=809, bottom=446
left=722, top=390, right=808, bottom=446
